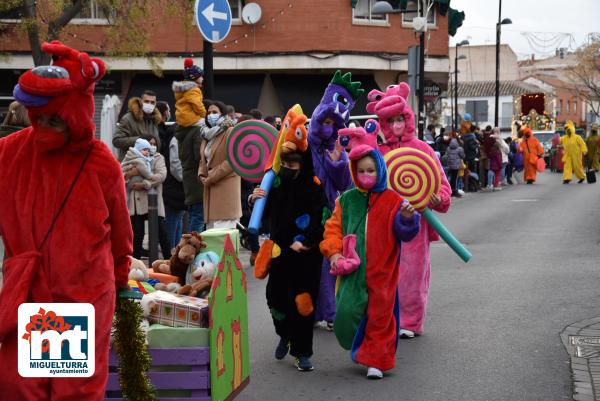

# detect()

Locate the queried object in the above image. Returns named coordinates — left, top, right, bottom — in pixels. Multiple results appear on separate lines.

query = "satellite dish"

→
left=242, top=3, right=262, bottom=25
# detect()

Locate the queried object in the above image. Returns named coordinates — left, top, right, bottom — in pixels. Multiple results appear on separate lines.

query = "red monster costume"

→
left=0, top=42, right=132, bottom=400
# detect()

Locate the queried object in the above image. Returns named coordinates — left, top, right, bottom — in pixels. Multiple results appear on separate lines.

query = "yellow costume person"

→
left=586, top=124, right=600, bottom=172
left=560, top=121, right=588, bottom=184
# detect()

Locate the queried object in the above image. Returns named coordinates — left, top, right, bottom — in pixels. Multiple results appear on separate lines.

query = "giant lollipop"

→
left=385, top=148, right=472, bottom=262
left=226, top=120, right=278, bottom=183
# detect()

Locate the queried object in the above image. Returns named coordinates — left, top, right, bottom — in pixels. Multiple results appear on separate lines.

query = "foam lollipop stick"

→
left=385, top=148, right=472, bottom=263
left=227, top=120, right=278, bottom=183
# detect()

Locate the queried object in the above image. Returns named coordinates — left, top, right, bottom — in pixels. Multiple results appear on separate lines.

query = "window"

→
left=557, top=99, right=563, bottom=113
left=229, top=0, right=242, bottom=21
left=402, top=0, right=436, bottom=27
left=567, top=100, right=570, bottom=113
left=353, top=0, right=388, bottom=24
left=466, top=100, right=488, bottom=124
left=72, top=0, right=113, bottom=24
left=0, top=5, right=23, bottom=21
left=574, top=101, right=577, bottom=113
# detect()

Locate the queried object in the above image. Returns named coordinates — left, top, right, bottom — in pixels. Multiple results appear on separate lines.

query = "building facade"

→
left=1, top=0, right=458, bottom=125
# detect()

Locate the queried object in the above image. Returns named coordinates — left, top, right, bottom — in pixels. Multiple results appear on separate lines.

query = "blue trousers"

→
left=188, top=202, right=205, bottom=233
left=165, top=205, right=186, bottom=249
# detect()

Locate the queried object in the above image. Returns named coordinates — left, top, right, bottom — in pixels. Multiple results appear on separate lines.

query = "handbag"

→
left=587, top=169, right=596, bottom=184
left=0, top=143, right=94, bottom=342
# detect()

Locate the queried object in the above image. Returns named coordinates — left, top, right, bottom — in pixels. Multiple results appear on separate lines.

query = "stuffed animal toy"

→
left=139, top=294, right=158, bottom=340
left=178, top=251, right=220, bottom=298
left=128, top=256, right=149, bottom=281
left=151, top=232, right=207, bottom=284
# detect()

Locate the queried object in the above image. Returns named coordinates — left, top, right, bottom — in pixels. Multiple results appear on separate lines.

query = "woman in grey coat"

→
left=446, top=137, right=465, bottom=197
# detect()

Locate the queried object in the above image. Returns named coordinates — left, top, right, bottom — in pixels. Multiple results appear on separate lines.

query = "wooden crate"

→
left=105, top=347, right=211, bottom=401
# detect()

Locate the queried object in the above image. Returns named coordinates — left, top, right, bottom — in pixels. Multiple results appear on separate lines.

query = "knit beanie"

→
left=184, top=58, right=203, bottom=81
left=134, top=138, right=152, bottom=153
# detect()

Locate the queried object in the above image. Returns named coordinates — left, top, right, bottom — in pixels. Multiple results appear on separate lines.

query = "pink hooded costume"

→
left=366, top=83, right=451, bottom=334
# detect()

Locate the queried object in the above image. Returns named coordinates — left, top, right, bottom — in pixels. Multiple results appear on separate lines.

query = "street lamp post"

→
left=454, top=40, right=469, bottom=131
left=372, top=1, right=432, bottom=140
left=494, top=0, right=512, bottom=127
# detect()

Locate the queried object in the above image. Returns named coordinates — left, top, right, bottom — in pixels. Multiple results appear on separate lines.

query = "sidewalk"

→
left=561, top=318, right=600, bottom=400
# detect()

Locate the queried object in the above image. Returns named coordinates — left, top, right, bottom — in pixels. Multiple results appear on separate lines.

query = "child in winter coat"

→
left=320, top=129, right=420, bottom=380
left=121, top=138, right=158, bottom=189
left=172, top=58, right=206, bottom=127
left=251, top=150, right=327, bottom=373
left=445, top=136, right=465, bottom=197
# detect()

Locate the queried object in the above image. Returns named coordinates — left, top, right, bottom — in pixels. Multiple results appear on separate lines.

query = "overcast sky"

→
left=448, top=0, right=600, bottom=60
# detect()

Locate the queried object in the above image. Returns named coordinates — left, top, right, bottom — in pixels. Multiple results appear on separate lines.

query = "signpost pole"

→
left=203, top=40, right=214, bottom=99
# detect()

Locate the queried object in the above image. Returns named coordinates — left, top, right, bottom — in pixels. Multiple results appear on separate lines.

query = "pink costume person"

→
left=366, top=83, right=451, bottom=335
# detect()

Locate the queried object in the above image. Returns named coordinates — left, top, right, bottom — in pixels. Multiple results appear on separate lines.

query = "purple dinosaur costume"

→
left=309, top=71, right=364, bottom=324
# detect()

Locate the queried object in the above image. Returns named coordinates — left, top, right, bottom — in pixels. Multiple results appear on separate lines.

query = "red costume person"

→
left=0, top=42, right=132, bottom=400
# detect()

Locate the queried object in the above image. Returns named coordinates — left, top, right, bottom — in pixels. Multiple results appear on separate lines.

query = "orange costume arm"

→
left=320, top=198, right=344, bottom=258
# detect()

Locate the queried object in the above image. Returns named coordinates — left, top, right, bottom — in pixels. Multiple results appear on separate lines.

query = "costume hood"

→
left=366, top=82, right=416, bottom=144
left=308, top=70, right=364, bottom=149
left=339, top=119, right=387, bottom=192
left=13, top=41, right=106, bottom=152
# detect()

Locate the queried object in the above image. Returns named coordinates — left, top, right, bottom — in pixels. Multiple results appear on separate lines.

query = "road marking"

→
left=511, top=199, right=539, bottom=202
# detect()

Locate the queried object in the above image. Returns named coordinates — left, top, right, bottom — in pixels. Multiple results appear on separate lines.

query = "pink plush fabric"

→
left=329, top=234, right=360, bottom=276
left=369, top=83, right=452, bottom=334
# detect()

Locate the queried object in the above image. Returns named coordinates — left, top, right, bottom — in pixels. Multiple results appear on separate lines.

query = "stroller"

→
left=464, top=170, right=481, bottom=192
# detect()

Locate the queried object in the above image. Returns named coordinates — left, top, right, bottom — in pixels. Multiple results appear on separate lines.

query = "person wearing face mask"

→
left=124, top=137, right=172, bottom=259
left=113, top=89, right=162, bottom=161
left=320, top=129, right=420, bottom=379
left=198, top=100, right=241, bottom=229
left=250, top=149, right=328, bottom=372
left=367, top=83, right=451, bottom=339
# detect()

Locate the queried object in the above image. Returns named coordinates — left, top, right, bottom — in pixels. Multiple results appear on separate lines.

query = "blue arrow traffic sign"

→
left=195, top=0, right=232, bottom=43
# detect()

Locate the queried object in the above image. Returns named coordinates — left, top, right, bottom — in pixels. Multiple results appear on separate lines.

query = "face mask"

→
left=142, top=103, right=155, bottom=114
left=149, top=145, right=157, bottom=155
left=443, top=135, right=450, bottom=141
left=276, top=124, right=282, bottom=131
left=207, top=113, right=221, bottom=126
left=279, top=166, right=300, bottom=181
left=357, top=173, right=377, bottom=190
left=392, top=121, right=405, bottom=138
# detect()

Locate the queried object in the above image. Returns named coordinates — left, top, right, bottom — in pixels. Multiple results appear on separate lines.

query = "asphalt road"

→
left=238, top=172, right=600, bottom=401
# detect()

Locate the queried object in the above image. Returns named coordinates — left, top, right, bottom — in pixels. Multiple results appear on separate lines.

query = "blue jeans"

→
left=165, top=205, right=186, bottom=249
left=188, top=202, right=205, bottom=233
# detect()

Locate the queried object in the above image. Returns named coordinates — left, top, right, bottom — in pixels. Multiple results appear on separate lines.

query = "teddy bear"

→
left=151, top=232, right=206, bottom=285
left=178, top=251, right=220, bottom=298
left=138, top=294, right=158, bottom=341
left=128, top=256, right=149, bottom=281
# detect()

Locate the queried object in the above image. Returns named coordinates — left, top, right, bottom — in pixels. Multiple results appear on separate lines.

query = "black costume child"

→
left=255, top=150, right=327, bottom=369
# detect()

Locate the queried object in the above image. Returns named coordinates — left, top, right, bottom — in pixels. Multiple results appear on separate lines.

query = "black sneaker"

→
left=296, top=356, right=314, bottom=371
left=578, top=178, right=585, bottom=184
left=563, top=180, right=571, bottom=184
left=275, top=338, right=289, bottom=360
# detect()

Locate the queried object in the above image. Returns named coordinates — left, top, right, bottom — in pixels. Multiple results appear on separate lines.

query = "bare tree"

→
left=568, top=38, right=600, bottom=119
left=0, top=0, right=195, bottom=69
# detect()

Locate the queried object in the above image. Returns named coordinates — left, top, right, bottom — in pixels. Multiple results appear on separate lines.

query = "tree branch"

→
left=22, top=0, right=48, bottom=65
left=47, top=0, right=86, bottom=41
